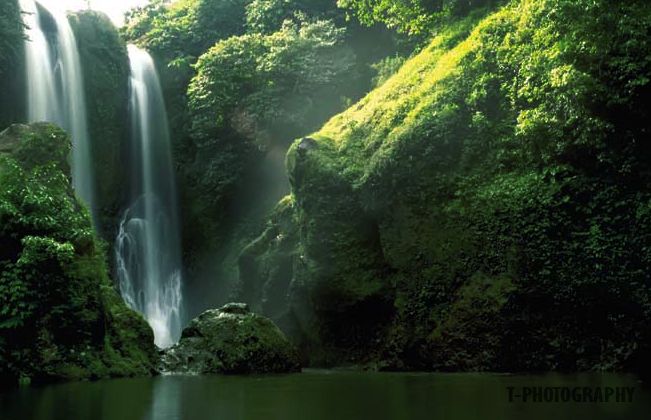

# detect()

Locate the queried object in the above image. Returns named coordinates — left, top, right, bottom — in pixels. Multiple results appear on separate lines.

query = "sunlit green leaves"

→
left=283, top=0, right=651, bottom=369
left=189, top=19, right=353, bottom=145
left=338, top=0, right=498, bottom=35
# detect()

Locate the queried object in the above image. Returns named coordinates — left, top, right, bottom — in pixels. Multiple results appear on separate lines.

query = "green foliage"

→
left=189, top=19, right=355, bottom=142
left=122, top=1, right=255, bottom=271
left=241, top=0, right=651, bottom=370
left=122, top=0, right=252, bottom=147
left=0, top=0, right=23, bottom=79
left=337, top=0, right=498, bottom=35
left=0, top=124, right=156, bottom=385
left=338, top=0, right=437, bottom=35
left=183, top=18, right=358, bottom=256
left=121, top=0, right=402, bottom=298
left=246, top=0, right=298, bottom=33
left=370, top=55, right=407, bottom=88
left=124, top=0, right=250, bottom=62
left=0, top=0, right=25, bottom=129
left=427, top=273, right=515, bottom=370
left=121, top=0, right=169, bottom=45
left=245, top=0, right=340, bottom=34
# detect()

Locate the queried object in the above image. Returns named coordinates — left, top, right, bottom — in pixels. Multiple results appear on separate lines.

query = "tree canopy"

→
left=337, top=0, right=498, bottom=34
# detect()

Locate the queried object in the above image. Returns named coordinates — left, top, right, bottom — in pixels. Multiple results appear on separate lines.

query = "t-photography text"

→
left=506, top=386, right=635, bottom=403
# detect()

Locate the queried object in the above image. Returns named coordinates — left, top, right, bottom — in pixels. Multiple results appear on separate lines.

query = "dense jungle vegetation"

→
left=1, top=0, right=650, bottom=385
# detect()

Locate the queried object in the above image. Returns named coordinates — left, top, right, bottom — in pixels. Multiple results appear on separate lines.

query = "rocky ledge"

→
left=160, top=303, right=301, bottom=374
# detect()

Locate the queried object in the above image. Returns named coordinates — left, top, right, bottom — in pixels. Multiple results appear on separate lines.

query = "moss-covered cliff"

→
left=69, top=11, right=131, bottom=239
left=0, top=123, right=157, bottom=387
left=239, top=0, right=651, bottom=372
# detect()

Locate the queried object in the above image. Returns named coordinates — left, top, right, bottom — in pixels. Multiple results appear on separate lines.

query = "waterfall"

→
left=18, top=0, right=95, bottom=218
left=115, top=45, right=183, bottom=348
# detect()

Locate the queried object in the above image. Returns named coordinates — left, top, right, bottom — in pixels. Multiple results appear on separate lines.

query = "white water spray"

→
left=116, top=45, right=183, bottom=348
left=19, top=0, right=95, bottom=217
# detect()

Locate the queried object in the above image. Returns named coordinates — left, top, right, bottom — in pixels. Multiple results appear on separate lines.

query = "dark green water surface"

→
left=1, top=371, right=649, bottom=420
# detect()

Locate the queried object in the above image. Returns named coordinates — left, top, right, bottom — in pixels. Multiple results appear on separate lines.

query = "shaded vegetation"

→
left=0, top=0, right=25, bottom=129
left=0, top=124, right=156, bottom=387
left=0, top=0, right=22, bottom=80
left=69, top=11, right=131, bottom=239
left=240, top=0, right=651, bottom=372
left=122, top=0, right=403, bottom=316
left=1, top=0, right=650, bottom=379
left=185, top=18, right=357, bottom=257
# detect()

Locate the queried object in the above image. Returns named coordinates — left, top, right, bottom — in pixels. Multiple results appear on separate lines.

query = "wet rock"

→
left=297, top=137, right=317, bottom=154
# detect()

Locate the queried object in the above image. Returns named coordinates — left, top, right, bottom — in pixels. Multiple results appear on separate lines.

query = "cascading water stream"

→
left=18, top=0, right=95, bottom=218
left=20, top=0, right=183, bottom=348
left=115, top=45, right=183, bottom=348
left=19, top=0, right=58, bottom=123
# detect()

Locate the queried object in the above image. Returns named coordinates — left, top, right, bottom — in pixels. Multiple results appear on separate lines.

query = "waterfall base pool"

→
left=1, top=371, right=649, bottom=420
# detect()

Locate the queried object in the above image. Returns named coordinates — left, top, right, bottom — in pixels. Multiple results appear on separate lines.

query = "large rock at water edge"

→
left=161, top=303, right=301, bottom=374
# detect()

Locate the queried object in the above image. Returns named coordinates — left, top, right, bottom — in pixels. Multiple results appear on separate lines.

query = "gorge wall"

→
left=1, top=0, right=651, bottom=380
left=237, top=0, right=651, bottom=372
left=69, top=10, right=131, bottom=240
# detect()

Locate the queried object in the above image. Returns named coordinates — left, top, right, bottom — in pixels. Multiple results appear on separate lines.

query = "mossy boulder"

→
left=160, top=303, right=301, bottom=374
left=0, top=123, right=157, bottom=387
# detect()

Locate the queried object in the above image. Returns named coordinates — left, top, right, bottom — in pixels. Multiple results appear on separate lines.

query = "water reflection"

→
left=145, top=376, right=180, bottom=420
left=0, top=371, right=649, bottom=420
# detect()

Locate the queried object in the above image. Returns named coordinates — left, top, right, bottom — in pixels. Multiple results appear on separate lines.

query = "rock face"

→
left=160, top=303, right=301, bottom=374
left=237, top=1, right=651, bottom=373
left=68, top=10, right=130, bottom=239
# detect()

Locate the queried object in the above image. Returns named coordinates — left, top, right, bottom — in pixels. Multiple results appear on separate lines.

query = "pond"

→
left=1, top=370, right=649, bottom=419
